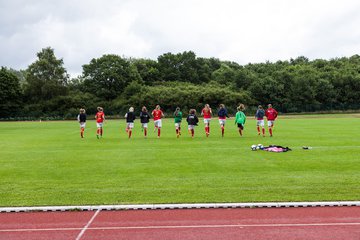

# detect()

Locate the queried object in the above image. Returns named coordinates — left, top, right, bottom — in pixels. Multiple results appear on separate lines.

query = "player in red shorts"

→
left=265, top=104, right=278, bottom=137
left=152, top=105, right=164, bottom=138
left=95, top=106, right=105, bottom=139
left=201, top=104, right=212, bottom=137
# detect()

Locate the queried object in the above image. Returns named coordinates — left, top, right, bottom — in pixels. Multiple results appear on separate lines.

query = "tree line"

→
left=1, top=47, right=360, bottom=120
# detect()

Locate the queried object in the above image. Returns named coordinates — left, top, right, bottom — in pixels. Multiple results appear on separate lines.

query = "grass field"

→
left=0, top=114, right=359, bottom=207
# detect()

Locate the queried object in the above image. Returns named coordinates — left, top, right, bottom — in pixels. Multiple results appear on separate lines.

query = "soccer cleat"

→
left=96, top=135, right=99, bottom=139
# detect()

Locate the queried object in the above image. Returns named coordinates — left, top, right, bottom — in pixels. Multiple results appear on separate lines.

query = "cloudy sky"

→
left=1, top=0, right=360, bottom=77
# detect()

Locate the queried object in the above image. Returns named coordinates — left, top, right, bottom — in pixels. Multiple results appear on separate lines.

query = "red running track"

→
left=0, top=207, right=359, bottom=240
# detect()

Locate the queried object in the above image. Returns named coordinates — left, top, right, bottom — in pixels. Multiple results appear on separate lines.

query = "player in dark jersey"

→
left=77, top=108, right=86, bottom=138
left=140, top=106, right=150, bottom=138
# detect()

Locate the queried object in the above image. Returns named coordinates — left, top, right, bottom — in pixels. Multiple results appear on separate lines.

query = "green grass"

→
left=0, top=114, right=359, bottom=207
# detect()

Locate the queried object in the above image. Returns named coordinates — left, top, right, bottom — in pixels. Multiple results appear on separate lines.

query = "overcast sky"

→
left=1, top=0, right=360, bottom=77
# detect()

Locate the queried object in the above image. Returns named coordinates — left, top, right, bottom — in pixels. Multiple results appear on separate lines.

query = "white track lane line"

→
left=1, top=222, right=360, bottom=233
left=75, top=209, right=100, bottom=240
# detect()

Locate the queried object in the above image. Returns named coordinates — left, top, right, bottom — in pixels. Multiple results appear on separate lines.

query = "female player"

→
left=186, top=109, right=199, bottom=138
left=77, top=108, right=86, bottom=138
left=201, top=104, right=212, bottom=137
left=265, top=104, right=278, bottom=137
left=95, top=106, right=105, bottom=139
left=217, top=104, right=229, bottom=137
left=255, top=105, right=265, bottom=136
left=125, top=107, right=136, bottom=138
left=234, top=104, right=246, bottom=136
left=174, top=107, right=183, bottom=138
left=140, top=106, right=150, bottom=138
left=152, top=105, right=164, bottom=138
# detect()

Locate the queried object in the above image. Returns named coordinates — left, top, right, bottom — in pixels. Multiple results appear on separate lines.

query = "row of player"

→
left=77, top=104, right=278, bottom=139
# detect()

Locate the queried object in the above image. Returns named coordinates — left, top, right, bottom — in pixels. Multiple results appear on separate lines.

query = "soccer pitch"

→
left=0, top=114, right=359, bottom=207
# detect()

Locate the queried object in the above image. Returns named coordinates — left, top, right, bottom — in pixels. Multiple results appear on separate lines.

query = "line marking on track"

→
left=75, top=209, right=100, bottom=240
left=1, top=222, right=360, bottom=233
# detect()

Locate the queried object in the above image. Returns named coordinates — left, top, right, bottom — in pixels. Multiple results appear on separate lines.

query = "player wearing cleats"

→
left=152, top=105, right=164, bottom=138
left=218, top=104, right=229, bottom=137
left=235, top=104, right=246, bottom=136
left=255, top=105, right=266, bottom=137
left=125, top=107, right=136, bottom=138
left=95, top=107, right=105, bottom=138
left=77, top=108, right=86, bottom=138
left=265, top=104, right=278, bottom=137
left=186, top=109, right=199, bottom=138
left=201, top=104, right=212, bottom=137
left=140, top=106, right=150, bottom=138
left=174, top=107, right=183, bottom=138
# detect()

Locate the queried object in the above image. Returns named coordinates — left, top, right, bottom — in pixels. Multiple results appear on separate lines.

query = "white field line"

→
left=75, top=209, right=100, bottom=240
left=1, top=222, right=360, bottom=233
left=1, top=201, right=360, bottom=213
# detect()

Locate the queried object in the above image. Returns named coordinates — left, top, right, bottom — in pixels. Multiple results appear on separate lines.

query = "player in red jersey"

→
left=265, top=104, right=278, bottom=137
left=95, top=106, right=105, bottom=139
left=201, top=104, right=212, bottom=137
left=152, top=105, right=164, bottom=138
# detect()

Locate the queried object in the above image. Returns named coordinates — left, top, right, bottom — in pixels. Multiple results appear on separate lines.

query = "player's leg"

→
left=157, top=120, right=162, bottom=138
left=268, top=121, right=273, bottom=137
left=128, top=123, right=134, bottom=138
left=96, top=123, right=100, bottom=138
left=238, top=124, right=243, bottom=136
left=175, top=123, right=179, bottom=137
left=261, top=120, right=265, bottom=136
left=143, top=123, right=148, bottom=137
left=220, top=120, right=225, bottom=137
left=189, top=125, right=194, bottom=138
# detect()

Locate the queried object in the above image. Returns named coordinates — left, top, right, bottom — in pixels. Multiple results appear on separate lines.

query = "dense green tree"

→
left=2, top=47, right=360, bottom=119
left=131, top=58, right=161, bottom=85
left=0, top=67, right=23, bottom=117
left=24, top=47, right=69, bottom=103
left=82, top=54, right=141, bottom=100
